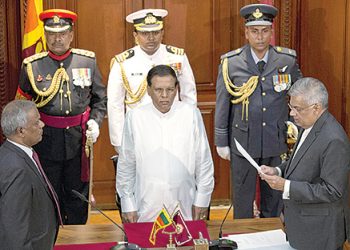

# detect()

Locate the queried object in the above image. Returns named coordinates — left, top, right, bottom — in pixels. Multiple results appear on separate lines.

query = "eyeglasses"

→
left=288, top=103, right=316, bottom=113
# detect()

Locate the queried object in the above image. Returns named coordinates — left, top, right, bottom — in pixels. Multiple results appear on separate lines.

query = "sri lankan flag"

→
left=22, top=0, right=46, bottom=59
left=149, top=208, right=172, bottom=245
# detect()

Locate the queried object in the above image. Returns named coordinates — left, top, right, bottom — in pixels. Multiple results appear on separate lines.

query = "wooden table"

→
left=56, top=218, right=284, bottom=245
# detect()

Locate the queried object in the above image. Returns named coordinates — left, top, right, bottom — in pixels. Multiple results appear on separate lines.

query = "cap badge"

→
left=252, top=8, right=263, bottom=19
left=144, top=13, right=157, bottom=24
left=53, top=15, right=60, bottom=24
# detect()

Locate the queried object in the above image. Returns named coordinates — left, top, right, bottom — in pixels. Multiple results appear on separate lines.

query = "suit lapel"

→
left=285, top=111, right=330, bottom=177
left=3, top=141, right=51, bottom=195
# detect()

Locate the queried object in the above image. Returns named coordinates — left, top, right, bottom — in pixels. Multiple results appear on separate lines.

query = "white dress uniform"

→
left=107, top=44, right=197, bottom=148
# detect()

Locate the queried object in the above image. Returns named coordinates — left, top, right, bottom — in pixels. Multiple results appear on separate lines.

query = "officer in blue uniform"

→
left=16, top=9, right=107, bottom=224
left=215, top=4, right=302, bottom=218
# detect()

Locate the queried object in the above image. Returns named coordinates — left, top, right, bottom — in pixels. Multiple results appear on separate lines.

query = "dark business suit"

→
left=279, top=111, right=350, bottom=250
left=0, top=141, right=58, bottom=250
left=215, top=44, right=302, bottom=218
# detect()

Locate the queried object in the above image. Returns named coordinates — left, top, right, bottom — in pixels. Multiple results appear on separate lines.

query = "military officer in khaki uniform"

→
left=215, top=4, right=302, bottom=219
left=16, top=9, right=107, bottom=224
left=107, top=9, right=197, bottom=152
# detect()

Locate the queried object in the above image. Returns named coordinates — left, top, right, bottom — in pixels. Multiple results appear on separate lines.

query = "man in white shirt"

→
left=260, top=77, right=350, bottom=250
left=116, top=65, right=213, bottom=223
left=107, top=8, right=197, bottom=153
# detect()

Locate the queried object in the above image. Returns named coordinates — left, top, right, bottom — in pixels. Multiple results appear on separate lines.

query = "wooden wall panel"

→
left=0, top=0, right=21, bottom=144
left=298, top=0, right=346, bottom=123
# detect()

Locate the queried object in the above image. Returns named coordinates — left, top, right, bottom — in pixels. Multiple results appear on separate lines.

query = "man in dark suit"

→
left=0, top=100, right=59, bottom=250
left=16, top=9, right=107, bottom=224
left=215, top=3, right=302, bottom=218
left=261, top=77, right=350, bottom=250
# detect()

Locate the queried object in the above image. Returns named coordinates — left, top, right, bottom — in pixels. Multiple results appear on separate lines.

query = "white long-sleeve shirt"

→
left=116, top=101, right=214, bottom=222
left=107, top=44, right=197, bottom=148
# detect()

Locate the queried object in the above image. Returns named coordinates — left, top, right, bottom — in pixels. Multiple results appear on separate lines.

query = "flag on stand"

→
left=22, top=0, right=46, bottom=59
left=172, top=208, right=192, bottom=246
left=149, top=208, right=172, bottom=245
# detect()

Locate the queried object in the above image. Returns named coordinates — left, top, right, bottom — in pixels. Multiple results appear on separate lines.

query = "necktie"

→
left=257, top=60, right=266, bottom=73
left=32, top=150, right=63, bottom=225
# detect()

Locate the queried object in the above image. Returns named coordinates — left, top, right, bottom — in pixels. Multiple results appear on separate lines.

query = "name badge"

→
left=72, top=68, right=92, bottom=88
left=273, top=74, right=291, bottom=92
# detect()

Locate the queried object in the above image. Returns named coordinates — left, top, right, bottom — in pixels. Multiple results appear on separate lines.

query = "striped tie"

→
left=32, top=150, right=63, bottom=225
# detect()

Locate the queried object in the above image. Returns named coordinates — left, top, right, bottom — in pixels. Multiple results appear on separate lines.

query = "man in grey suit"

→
left=0, top=100, right=59, bottom=250
left=215, top=3, right=302, bottom=218
left=261, top=77, right=350, bottom=250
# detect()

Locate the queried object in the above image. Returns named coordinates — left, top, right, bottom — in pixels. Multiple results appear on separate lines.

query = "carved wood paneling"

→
left=0, top=0, right=21, bottom=144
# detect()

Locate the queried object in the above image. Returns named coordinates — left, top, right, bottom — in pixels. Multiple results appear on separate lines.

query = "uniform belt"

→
left=39, top=108, right=90, bottom=128
left=39, top=107, right=91, bottom=182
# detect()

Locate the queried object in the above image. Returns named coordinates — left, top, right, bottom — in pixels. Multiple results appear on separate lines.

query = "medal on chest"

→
left=272, top=73, right=291, bottom=92
left=72, top=68, right=92, bottom=88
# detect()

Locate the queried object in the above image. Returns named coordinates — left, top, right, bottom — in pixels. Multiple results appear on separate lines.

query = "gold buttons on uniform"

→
left=261, top=77, right=265, bottom=81
left=235, top=124, right=238, bottom=128
left=65, top=110, right=70, bottom=115
left=66, top=126, right=70, bottom=130
left=262, top=107, right=266, bottom=112
left=262, top=92, right=266, bottom=96
left=64, top=94, right=68, bottom=98
left=262, top=122, right=266, bottom=126
left=43, top=87, right=47, bottom=91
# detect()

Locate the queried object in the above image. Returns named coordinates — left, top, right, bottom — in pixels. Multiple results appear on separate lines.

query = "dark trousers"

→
left=230, top=154, right=283, bottom=218
left=40, top=155, right=89, bottom=225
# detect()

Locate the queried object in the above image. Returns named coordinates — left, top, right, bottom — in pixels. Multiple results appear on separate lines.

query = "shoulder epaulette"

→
left=71, top=48, right=95, bottom=58
left=220, top=48, right=243, bottom=60
left=23, top=52, right=49, bottom=64
left=273, top=46, right=297, bottom=57
left=166, top=45, right=185, bottom=55
left=114, top=49, right=135, bottom=63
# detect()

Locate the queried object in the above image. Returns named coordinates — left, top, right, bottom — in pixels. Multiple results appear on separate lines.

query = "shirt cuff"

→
left=276, top=167, right=282, bottom=176
left=193, top=192, right=211, bottom=207
left=283, top=180, right=291, bottom=199
left=120, top=195, right=137, bottom=213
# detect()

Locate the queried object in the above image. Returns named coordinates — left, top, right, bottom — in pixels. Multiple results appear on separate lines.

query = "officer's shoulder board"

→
left=23, top=52, right=49, bottom=64
left=273, top=46, right=297, bottom=57
left=166, top=45, right=185, bottom=55
left=114, top=49, right=135, bottom=63
left=71, top=48, right=95, bottom=58
left=220, top=47, right=243, bottom=60
left=110, top=49, right=135, bottom=69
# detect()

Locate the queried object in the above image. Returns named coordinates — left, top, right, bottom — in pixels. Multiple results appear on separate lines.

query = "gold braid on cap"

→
left=222, top=57, right=259, bottom=121
left=119, top=62, right=147, bottom=105
left=27, top=62, right=70, bottom=108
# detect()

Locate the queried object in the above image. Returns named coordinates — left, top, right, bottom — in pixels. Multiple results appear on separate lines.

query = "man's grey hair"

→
left=288, top=77, right=328, bottom=109
left=1, top=100, right=37, bottom=137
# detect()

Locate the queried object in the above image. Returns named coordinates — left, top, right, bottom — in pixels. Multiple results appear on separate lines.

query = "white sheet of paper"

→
left=224, top=229, right=295, bottom=249
left=234, top=138, right=262, bottom=173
